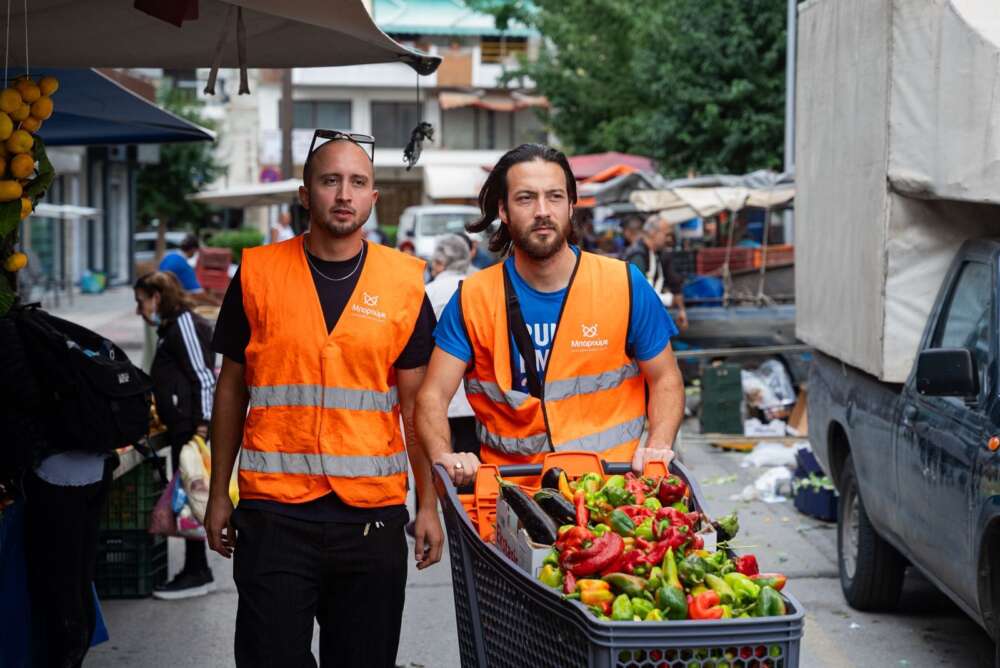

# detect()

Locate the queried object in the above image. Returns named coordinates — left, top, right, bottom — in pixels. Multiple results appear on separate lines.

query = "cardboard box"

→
left=495, top=497, right=552, bottom=579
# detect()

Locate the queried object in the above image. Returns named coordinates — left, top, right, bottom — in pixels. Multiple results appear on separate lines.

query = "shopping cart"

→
left=433, top=453, right=804, bottom=668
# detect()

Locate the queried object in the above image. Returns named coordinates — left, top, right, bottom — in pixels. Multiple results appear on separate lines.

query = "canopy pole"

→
left=782, top=0, right=797, bottom=245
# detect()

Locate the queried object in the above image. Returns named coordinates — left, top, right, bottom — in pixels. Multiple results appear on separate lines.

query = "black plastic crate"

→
left=793, top=486, right=838, bottom=523
left=435, top=461, right=804, bottom=668
left=101, top=457, right=166, bottom=531
left=95, top=530, right=168, bottom=599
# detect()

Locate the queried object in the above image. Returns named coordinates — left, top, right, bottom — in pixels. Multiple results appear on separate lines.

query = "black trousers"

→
left=24, top=465, right=111, bottom=668
left=231, top=508, right=408, bottom=668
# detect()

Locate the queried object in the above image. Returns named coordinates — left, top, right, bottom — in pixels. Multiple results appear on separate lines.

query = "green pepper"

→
left=609, top=509, right=636, bottom=537
left=703, top=550, right=735, bottom=575
left=655, top=584, right=689, bottom=620
left=662, top=548, right=682, bottom=589
left=543, top=549, right=560, bottom=568
left=579, top=472, right=603, bottom=494
left=645, top=608, right=663, bottom=622
left=601, top=474, right=626, bottom=490
left=705, top=573, right=736, bottom=605
left=723, top=572, right=761, bottom=606
left=677, top=554, right=707, bottom=587
left=646, top=566, right=663, bottom=591
left=634, top=517, right=654, bottom=540
left=604, top=485, right=634, bottom=508
left=719, top=604, right=733, bottom=619
left=631, top=597, right=655, bottom=619
left=591, top=523, right=611, bottom=537
left=671, top=500, right=688, bottom=512
left=538, top=564, right=563, bottom=588
left=611, top=594, right=634, bottom=621
left=603, top=573, right=647, bottom=598
left=754, top=586, right=786, bottom=617
left=643, top=497, right=662, bottom=511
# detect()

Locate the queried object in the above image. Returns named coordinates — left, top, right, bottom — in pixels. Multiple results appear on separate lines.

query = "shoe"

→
left=153, top=569, right=214, bottom=600
left=404, top=520, right=416, bottom=538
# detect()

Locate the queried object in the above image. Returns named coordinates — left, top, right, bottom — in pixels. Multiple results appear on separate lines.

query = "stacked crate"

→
left=699, top=363, right=744, bottom=435
left=96, top=457, right=168, bottom=598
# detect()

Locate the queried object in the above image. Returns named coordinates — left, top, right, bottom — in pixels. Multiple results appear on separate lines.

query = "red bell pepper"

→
left=688, top=532, right=704, bottom=552
left=624, top=477, right=647, bottom=505
left=620, top=505, right=653, bottom=521
left=564, top=532, right=625, bottom=577
left=656, top=506, right=693, bottom=528
left=574, top=490, right=589, bottom=528
left=735, top=554, right=760, bottom=576
left=688, top=590, right=725, bottom=620
left=657, top=475, right=687, bottom=506
left=563, top=570, right=577, bottom=595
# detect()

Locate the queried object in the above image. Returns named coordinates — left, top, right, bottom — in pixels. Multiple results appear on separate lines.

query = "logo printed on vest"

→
left=351, top=292, right=387, bottom=321
left=571, top=322, right=608, bottom=351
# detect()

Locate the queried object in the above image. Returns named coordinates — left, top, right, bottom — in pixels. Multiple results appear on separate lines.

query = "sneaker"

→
left=153, top=569, right=214, bottom=600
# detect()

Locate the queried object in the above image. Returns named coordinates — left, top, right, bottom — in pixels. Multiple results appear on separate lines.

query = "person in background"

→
left=134, top=271, right=217, bottom=599
left=158, top=233, right=220, bottom=307
left=398, top=239, right=417, bottom=256
left=620, top=215, right=643, bottom=252
left=270, top=211, right=296, bottom=244
left=624, top=215, right=688, bottom=330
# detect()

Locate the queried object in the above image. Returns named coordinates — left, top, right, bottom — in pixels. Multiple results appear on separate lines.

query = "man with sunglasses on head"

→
left=205, top=130, right=444, bottom=668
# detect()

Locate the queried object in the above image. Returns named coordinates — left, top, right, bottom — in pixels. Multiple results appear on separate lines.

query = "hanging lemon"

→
left=10, top=152, right=33, bottom=179
left=0, top=88, right=21, bottom=114
left=4, top=252, right=27, bottom=272
left=38, top=76, right=58, bottom=96
left=11, top=102, right=29, bottom=122
left=14, top=79, right=40, bottom=104
left=21, top=117, right=40, bottom=133
left=30, top=96, right=52, bottom=121
left=0, top=179, right=22, bottom=202
left=6, top=129, right=33, bottom=154
left=0, top=112, right=12, bottom=141
left=19, top=196, right=31, bottom=219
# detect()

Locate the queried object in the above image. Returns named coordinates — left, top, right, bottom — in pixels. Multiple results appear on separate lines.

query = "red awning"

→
left=568, top=152, right=655, bottom=180
left=439, top=91, right=549, bottom=112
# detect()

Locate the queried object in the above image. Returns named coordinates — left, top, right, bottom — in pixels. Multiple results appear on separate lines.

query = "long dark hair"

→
left=468, top=143, right=578, bottom=254
left=134, top=271, right=192, bottom=320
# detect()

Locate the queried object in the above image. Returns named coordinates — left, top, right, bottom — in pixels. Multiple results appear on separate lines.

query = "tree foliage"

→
left=136, top=85, right=226, bottom=229
left=468, top=0, right=788, bottom=176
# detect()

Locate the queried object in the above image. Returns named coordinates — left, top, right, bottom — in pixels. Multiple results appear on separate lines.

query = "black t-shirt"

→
left=212, top=241, right=436, bottom=524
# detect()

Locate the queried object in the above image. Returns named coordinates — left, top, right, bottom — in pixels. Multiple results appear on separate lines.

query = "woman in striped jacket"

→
left=134, top=271, right=217, bottom=600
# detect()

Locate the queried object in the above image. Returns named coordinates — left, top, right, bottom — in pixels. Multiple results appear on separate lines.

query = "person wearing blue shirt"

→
left=416, top=144, right=686, bottom=487
left=158, top=234, right=203, bottom=293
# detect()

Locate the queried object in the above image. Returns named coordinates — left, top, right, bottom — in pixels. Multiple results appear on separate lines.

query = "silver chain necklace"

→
left=303, top=234, right=365, bottom=282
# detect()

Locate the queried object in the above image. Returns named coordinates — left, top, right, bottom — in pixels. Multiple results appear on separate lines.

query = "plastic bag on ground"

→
left=742, top=360, right=796, bottom=413
left=732, top=467, right=792, bottom=503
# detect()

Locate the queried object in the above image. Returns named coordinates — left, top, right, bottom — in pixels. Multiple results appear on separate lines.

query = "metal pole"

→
left=783, top=0, right=797, bottom=246
left=280, top=68, right=294, bottom=180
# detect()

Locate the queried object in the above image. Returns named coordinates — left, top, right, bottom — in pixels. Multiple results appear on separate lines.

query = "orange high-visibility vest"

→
left=460, top=251, right=646, bottom=466
left=238, top=236, right=425, bottom=507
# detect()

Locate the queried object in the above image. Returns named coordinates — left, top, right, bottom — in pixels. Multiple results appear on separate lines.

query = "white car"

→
left=396, top=205, right=482, bottom=259
left=134, top=231, right=189, bottom=264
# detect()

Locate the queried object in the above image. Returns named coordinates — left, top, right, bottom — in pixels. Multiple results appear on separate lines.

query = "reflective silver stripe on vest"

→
left=464, top=378, right=531, bottom=409
left=555, top=415, right=646, bottom=453
left=476, top=422, right=549, bottom=456
left=544, top=362, right=640, bottom=402
left=249, top=385, right=398, bottom=412
left=240, top=449, right=409, bottom=478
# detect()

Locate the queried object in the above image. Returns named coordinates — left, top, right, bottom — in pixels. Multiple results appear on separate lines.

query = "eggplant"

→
left=533, top=488, right=576, bottom=525
left=498, top=477, right=558, bottom=544
left=541, top=466, right=566, bottom=491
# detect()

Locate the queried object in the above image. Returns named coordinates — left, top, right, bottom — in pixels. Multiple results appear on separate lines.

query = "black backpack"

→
left=10, top=306, right=152, bottom=456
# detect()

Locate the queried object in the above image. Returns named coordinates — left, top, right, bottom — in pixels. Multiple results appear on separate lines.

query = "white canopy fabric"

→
left=7, top=0, right=439, bottom=73
left=189, top=179, right=301, bottom=207
left=423, top=165, right=487, bottom=200
left=33, top=203, right=101, bottom=219
left=629, top=186, right=795, bottom=217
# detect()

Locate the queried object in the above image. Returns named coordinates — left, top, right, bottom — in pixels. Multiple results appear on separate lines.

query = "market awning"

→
left=423, top=165, right=486, bottom=200
left=630, top=186, right=795, bottom=217
left=374, top=0, right=534, bottom=37
left=189, top=179, right=301, bottom=207
left=7, top=0, right=439, bottom=73
left=568, top=152, right=656, bottom=180
left=438, top=91, right=548, bottom=112
left=20, top=68, right=214, bottom=146
left=33, top=203, right=101, bottom=219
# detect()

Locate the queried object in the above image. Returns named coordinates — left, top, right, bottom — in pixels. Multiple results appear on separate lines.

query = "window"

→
left=443, top=107, right=546, bottom=149
left=292, top=101, right=352, bottom=130
left=480, top=37, right=528, bottom=64
left=932, top=261, right=992, bottom=378
left=371, top=102, right=420, bottom=148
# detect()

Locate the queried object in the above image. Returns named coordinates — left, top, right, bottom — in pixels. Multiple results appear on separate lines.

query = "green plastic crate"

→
left=701, top=399, right=743, bottom=435
left=101, top=457, right=165, bottom=530
left=94, top=530, right=168, bottom=599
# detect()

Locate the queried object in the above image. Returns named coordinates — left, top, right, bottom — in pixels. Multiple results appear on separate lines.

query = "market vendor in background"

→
left=134, top=271, right=217, bottom=600
left=624, top=214, right=688, bottom=331
left=416, top=144, right=686, bottom=487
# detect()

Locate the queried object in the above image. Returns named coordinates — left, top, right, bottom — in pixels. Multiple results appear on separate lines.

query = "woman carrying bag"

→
left=134, top=271, right=217, bottom=600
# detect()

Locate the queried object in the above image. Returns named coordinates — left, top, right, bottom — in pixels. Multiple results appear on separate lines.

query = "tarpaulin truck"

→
left=796, top=0, right=1000, bottom=643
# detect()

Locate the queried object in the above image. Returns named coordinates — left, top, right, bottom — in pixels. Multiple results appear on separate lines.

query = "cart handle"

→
left=495, top=462, right=632, bottom=477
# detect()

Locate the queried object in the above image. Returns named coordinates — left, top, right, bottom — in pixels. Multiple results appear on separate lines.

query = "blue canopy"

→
left=8, top=68, right=214, bottom=146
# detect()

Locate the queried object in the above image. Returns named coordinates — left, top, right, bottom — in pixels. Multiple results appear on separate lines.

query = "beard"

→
left=509, top=217, right=570, bottom=260
left=309, top=197, right=371, bottom=238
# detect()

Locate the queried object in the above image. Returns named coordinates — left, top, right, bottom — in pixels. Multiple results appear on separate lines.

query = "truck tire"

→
left=837, top=454, right=906, bottom=610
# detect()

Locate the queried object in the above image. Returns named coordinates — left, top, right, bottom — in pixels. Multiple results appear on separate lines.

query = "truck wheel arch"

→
left=976, top=514, right=1000, bottom=640
left=827, top=421, right=851, bottom=490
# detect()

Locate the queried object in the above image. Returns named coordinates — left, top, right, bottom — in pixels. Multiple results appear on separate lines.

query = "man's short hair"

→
left=180, top=233, right=199, bottom=252
left=643, top=215, right=666, bottom=235
left=432, top=234, right=472, bottom=274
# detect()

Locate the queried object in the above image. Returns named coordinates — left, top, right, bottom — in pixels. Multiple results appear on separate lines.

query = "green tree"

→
left=136, top=85, right=225, bottom=230
left=468, top=0, right=788, bottom=176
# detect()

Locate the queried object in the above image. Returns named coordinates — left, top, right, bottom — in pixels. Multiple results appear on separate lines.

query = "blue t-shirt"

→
left=159, top=252, right=202, bottom=292
left=434, top=250, right=677, bottom=393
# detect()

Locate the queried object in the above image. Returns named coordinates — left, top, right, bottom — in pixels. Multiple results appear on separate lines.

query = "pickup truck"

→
left=809, top=239, right=1000, bottom=640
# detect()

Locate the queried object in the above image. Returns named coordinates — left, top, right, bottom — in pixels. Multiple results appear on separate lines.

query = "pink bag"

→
left=148, top=475, right=179, bottom=537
